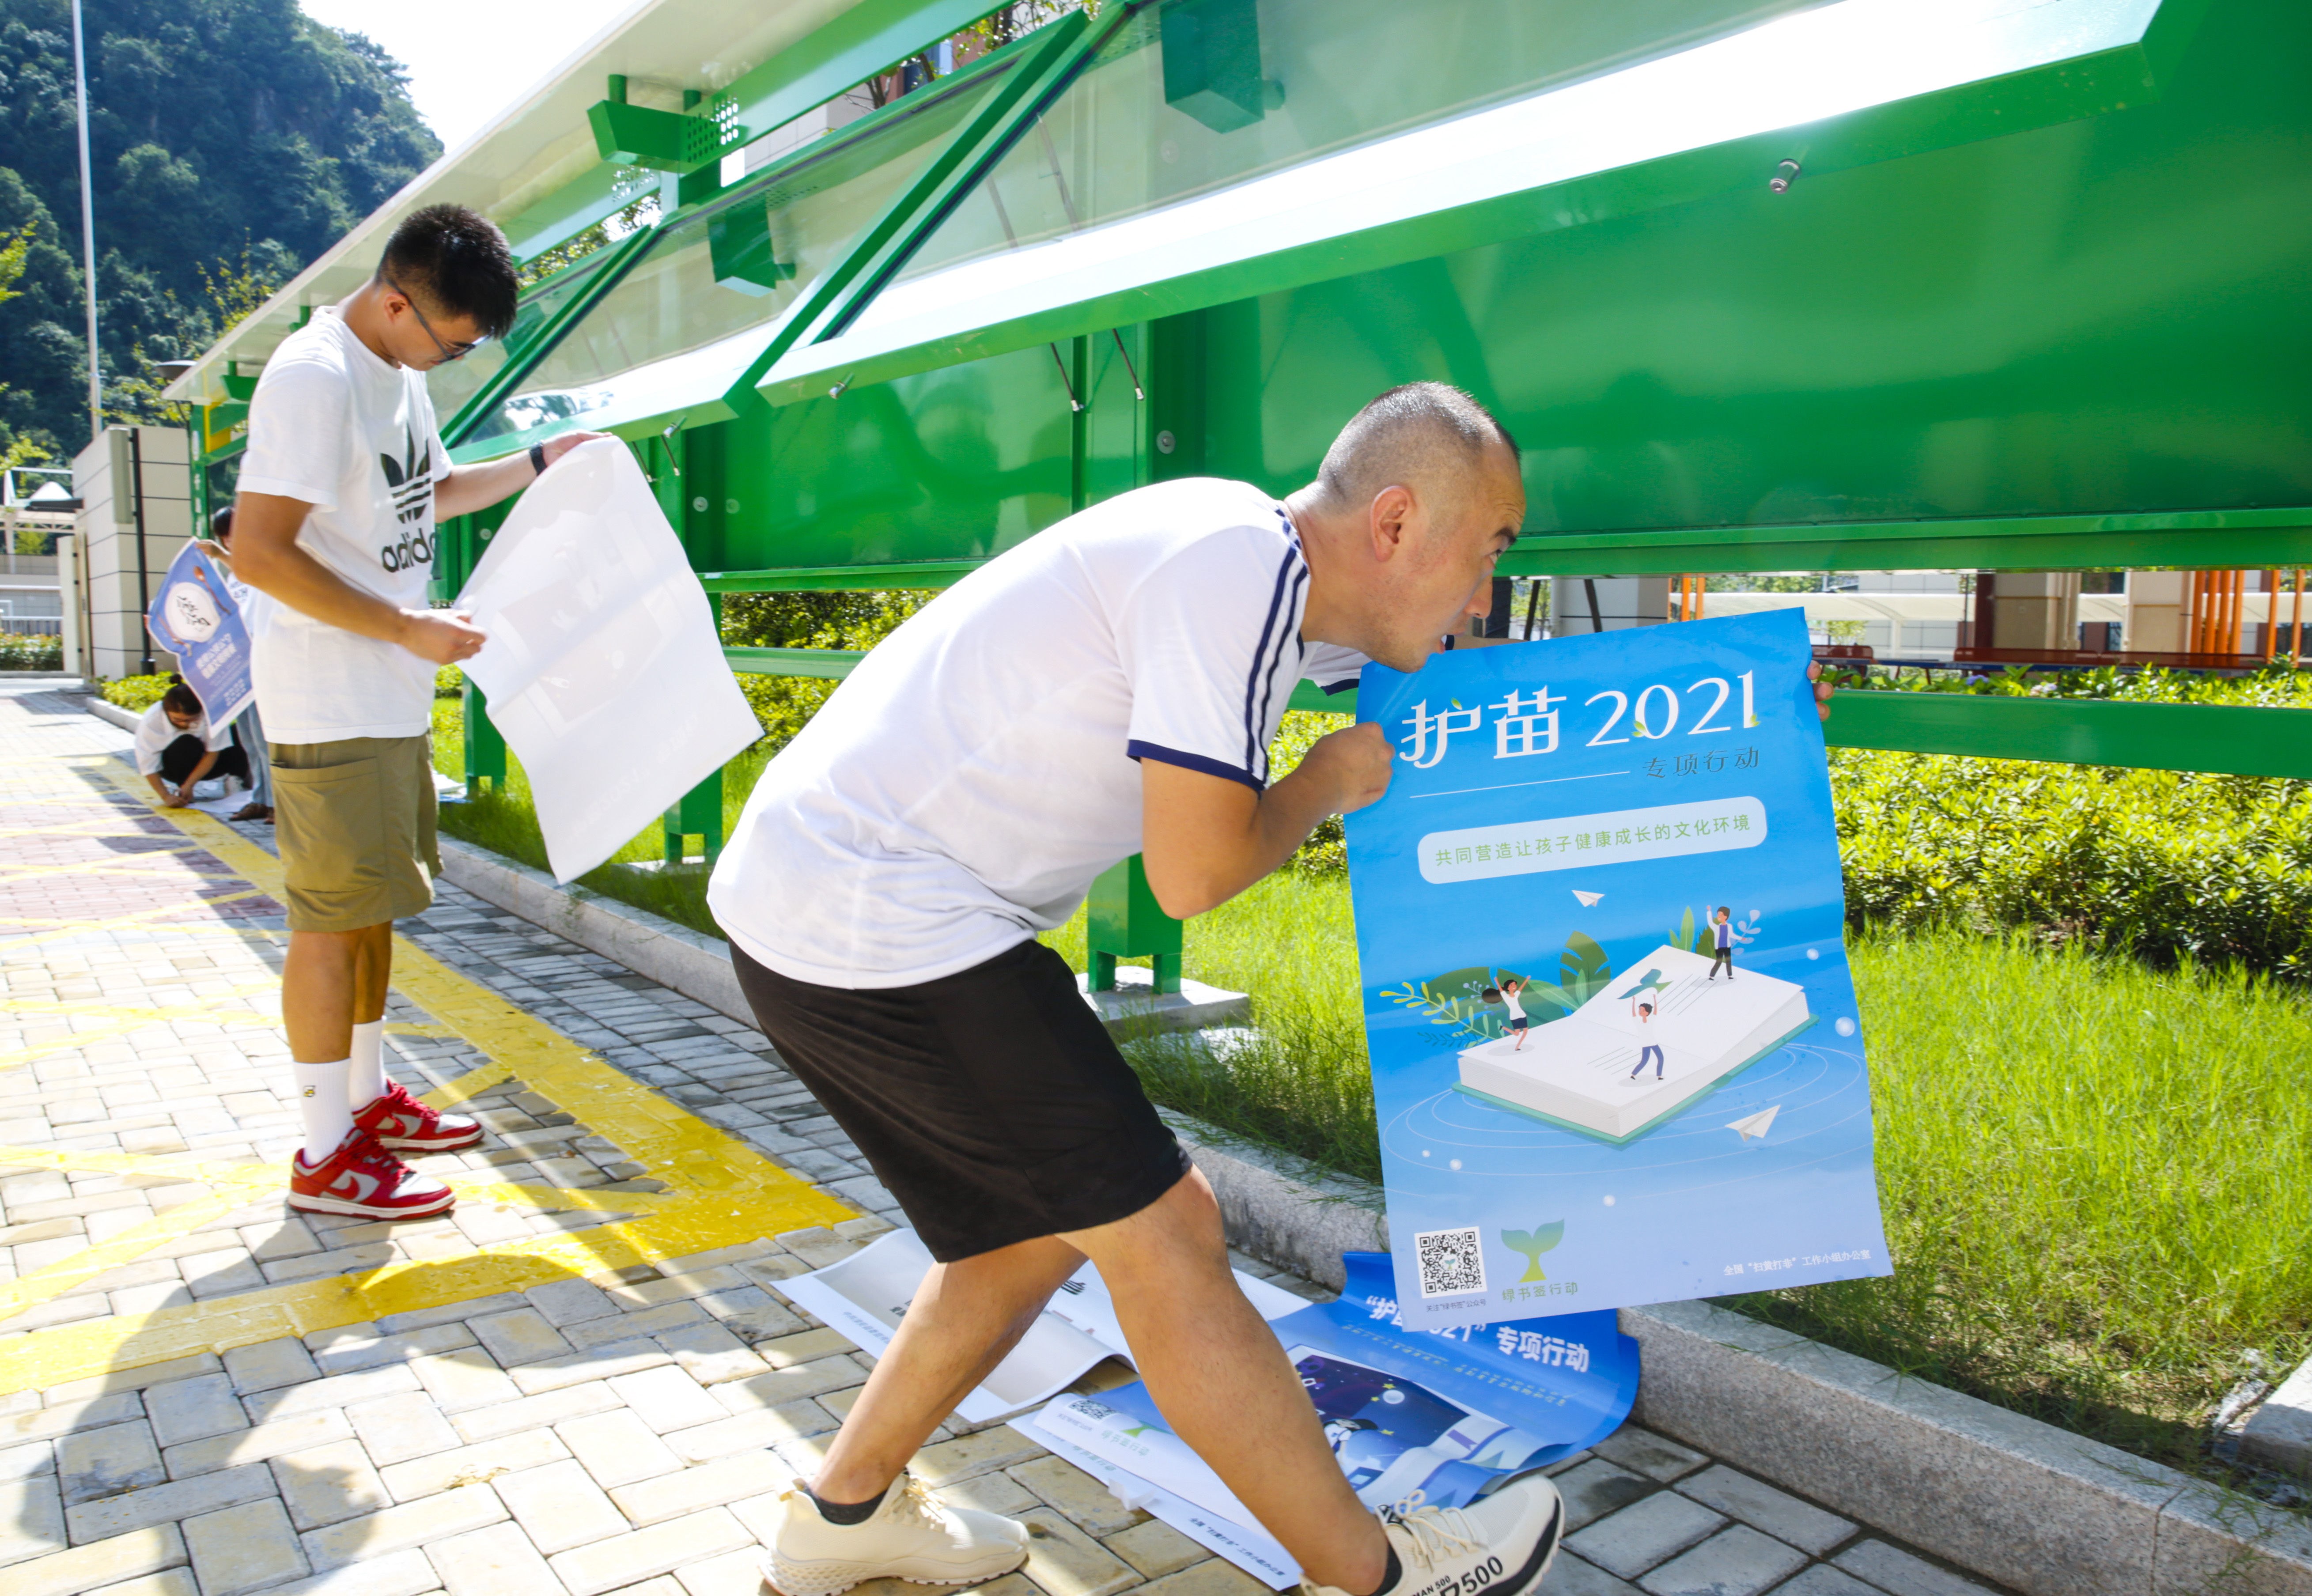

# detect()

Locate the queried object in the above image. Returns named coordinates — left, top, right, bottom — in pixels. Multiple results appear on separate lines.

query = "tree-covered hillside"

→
left=0, top=0, right=439, bottom=463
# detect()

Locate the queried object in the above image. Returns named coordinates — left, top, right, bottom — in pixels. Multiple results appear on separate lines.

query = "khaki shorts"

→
left=270, top=735, right=440, bottom=933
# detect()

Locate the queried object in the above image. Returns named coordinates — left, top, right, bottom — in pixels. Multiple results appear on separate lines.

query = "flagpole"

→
left=71, top=0, right=101, bottom=441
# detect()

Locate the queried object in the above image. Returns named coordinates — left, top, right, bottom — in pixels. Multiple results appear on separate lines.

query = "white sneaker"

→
left=762, top=1471, right=1029, bottom=1596
left=1302, top=1473, right=1564, bottom=1596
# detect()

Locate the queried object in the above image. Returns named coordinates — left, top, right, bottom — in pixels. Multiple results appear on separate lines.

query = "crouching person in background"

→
left=135, top=676, right=249, bottom=808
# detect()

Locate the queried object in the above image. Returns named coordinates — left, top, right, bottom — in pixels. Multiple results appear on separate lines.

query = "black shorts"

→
left=729, top=938, right=1192, bottom=1262
left=1509, top=1017, right=1529, bottom=1031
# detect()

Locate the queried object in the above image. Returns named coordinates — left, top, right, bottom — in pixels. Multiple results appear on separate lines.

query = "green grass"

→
left=428, top=697, right=764, bottom=937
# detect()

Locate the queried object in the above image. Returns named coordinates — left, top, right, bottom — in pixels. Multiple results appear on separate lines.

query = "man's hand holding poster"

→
left=1347, top=609, right=1890, bottom=1328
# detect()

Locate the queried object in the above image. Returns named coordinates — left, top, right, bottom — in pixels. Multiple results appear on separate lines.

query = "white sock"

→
left=348, top=1020, right=388, bottom=1110
left=295, top=1058, right=355, bottom=1165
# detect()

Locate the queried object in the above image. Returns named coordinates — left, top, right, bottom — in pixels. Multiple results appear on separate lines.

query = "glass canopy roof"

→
left=450, top=52, right=1018, bottom=453
left=758, top=0, right=2169, bottom=403
left=427, top=244, right=627, bottom=435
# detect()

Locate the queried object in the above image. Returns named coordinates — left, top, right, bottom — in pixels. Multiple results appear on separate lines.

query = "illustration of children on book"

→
left=1481, top=977, right=1531, bottom=1050
left=1707, top=905, right=1755, bottom=981
left=1627, top=989, right=1665, bottom=1081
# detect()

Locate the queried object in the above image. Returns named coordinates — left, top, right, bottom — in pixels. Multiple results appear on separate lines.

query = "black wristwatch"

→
left=529, top=443, right=547, bottom=478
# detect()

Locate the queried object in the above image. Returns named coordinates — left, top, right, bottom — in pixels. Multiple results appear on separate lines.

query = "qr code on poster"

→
left=1414, top=1226, right=1486, bottom=1297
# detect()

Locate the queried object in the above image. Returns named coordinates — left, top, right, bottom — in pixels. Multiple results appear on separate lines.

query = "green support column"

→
left=462, top=678, right=507, bottom=793
left=662, top=774, right=723, bottom=865
left=1086, top=855, right=1184, bottom=995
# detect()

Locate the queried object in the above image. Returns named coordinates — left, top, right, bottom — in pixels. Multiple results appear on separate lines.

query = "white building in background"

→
left=70, top=425, right=192, bottom=681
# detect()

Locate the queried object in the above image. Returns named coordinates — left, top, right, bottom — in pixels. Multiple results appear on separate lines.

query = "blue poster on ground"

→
left=1346, top=609, right=1889, bottom=1330
left=144, top=543, right=257, bottom=730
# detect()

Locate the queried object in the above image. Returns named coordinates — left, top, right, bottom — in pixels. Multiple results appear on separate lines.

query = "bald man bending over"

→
left=713, top=385, right=1635, bottom=1596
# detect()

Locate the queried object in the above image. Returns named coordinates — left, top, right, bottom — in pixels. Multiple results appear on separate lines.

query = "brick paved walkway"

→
left=0, top=683, right=2005, bottom=1596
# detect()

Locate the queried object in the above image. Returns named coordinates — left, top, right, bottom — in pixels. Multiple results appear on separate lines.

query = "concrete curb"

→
left=87, top=696, right=139, bottom=732
left=2244, top=1358, right=2312, bottom=1480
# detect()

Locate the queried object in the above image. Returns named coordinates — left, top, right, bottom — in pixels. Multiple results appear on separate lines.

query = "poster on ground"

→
left=1346, top=609, right=1889, bottom=1330
left=144, top=542, right=256, bottom=729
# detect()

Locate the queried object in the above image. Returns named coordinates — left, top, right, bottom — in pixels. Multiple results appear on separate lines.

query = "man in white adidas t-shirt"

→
left=712, top=386, right=1580, bottom=1596
left=233, top=205, right=601, bottom=1222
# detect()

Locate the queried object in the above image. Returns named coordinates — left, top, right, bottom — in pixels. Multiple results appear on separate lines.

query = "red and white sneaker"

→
left=355, top=1081, right=484, bottom=1152
left=288, top=1130, right=456, bottom=1220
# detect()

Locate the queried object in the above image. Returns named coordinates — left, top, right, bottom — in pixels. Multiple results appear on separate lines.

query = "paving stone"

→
left=80, top=1567, right=198, bottom=1596
left=662, top=1403, right=833, bottom=1463
left=312, top=1321, right=477, bottom=1376
left=45, top=1355, right=223, bottom=1404
left=554, top=1410, right=684, bottom=1490
left=301, top=1483, right=510, bottom=1571
left=257, top=1545, right=443, bottom=1596
left=1674, top=1466, right=1855, bottom=1557
left=711, top=1357, right=862, bottom=1416
left=1556, top=1457, right=1661, bottom=1532
left=1016, top=1505, right=1135, bottom=1596
left=4, top=1524, right=186, bottom=1596
left=1537, top=1554, right=1645, bottom=1596
left=272, top=1438, right=391, bottom=1530
left=184, top=1497, right=310, bottom=1596
left=1564, top=1490, right=1729, bottom=1581
left=1592, top=1427, right=1713, bottom=1484
left=425, top=1518, right=568, bottom=1596
left=667, top=1546, right=764, bottom=1596
left=244, top=1363, right=422, bottom=1425
left=346, top=1393, right=462, bottom=1467
left=64, top=1460, right=278, bottom=1544
left=649, top=1320, right=769, bottom=1386
left=5, top=1390, right=144, bottom=1445
left=142, top=1374, right=246, bottom=1448
left=913, top=1428, right=1051, bottom=1489
left=374, top=1294, right=528, bottom=1336
left=611, top=1449, right=792, bottom=1526
left=1636, top=1524, right=1809, bottom=1596
left=0, top=1438, right=56, bottom=1481
left=606, top=1365, right=725, bottom=1434
left=448, top=1381, right=622, bottom=1445
left=1008, top=1454, right=1147, bottom=1538
left=546, top=1505, right=753, bottom=1596
left=509, top=1341, right=671, bottom=1396
left=1830, top=1541, right=1996, bottom=1596
left=569, top=1302, right=705, bottom=1350
left=221, top=1339, right=319, bottom=1399
left=164, top=1411, right=353, bottom=1480
left=1104, top=1519, right=1207, bottom=1579
left=1134, top=1560, right=1273, bottom=1596
left=0, top=1471, right=67, bottom=1561
left=526, top=1279, right=619, bottom=1327
left=410, top=1349, right=522, bottom=1413
left=56, top=1421, right=166, bottom=1505
left=376, top=1428, right=571, bottom=1501
left=495, top=1457, right=625, bottom=1553
left=1766, top=1567, right=1886, bottom=1596
left=470, top=1308, right=576, bottom=1368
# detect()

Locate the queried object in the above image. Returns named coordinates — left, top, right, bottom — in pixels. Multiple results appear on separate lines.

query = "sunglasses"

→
left=380, top=272, right=488, bottom=363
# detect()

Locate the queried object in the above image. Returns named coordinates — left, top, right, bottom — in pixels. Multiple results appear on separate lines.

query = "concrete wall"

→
left=73, top=425, right=191, bottom=681
left=2122, top=569, right=2187, bottom=652
left=1990, top=570, right=2080, bottom=651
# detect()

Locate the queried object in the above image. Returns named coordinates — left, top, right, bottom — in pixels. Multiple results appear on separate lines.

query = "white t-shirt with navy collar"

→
left=708, top=477, right=1366, bottom=989
left=237, top=306, right=447, bottom=745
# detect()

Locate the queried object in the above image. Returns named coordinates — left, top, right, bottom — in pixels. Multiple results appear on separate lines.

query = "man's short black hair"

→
left=379, top=204, right=519, bottom=340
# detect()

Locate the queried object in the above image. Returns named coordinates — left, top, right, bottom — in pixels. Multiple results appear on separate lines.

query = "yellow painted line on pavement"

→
left=0, top=760, right=850, bottom=1387
left=0, top=888, right=270, bottom=950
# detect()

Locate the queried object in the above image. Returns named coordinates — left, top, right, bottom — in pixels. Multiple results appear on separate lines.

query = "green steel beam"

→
left=803, top=11, right=1113, bottom=348
left=1823, top=692, right=2312, bottom=780
left=442, top=228, right=657, bottom=449
left=727, top=646, right=2311, bottom=776
left=700, top=560, right=982, bottom=592
left=500, top=163, right=644, bottom=264
left=1500, top=506, right=2312, bottom=577
left=725, top=646, right=867, bottom=680
left=757, top=16, right=2184, bottom=409
left=717, top=11, right=1093, bottom=413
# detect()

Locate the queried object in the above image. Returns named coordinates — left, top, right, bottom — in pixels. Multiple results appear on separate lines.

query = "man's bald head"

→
left=1314, top=382, right=1520, bottom=523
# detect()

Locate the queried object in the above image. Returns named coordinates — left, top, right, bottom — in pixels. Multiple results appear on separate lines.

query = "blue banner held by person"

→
left=145, top=542, right=257, bottom=730
left=1346, top=609, right=1891, bottom=1330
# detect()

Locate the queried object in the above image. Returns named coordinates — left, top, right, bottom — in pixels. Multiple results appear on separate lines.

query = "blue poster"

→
left=1346, top=609, right=1889, bottom=1329
left=145, top=543, right=257, bottom=729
